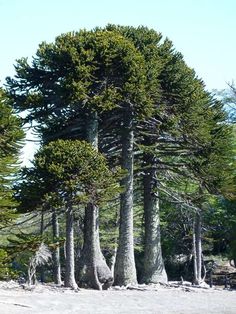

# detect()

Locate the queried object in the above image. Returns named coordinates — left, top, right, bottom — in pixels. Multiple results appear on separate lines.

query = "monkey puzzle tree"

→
left=21, top=139, right=121, bottom=289
left=189, top=111, right=233, bottom=285
left=95, top=25, right=164, bottom=285
left=7, top=28, right=154, bottom=286
left=118, top=26, right=168, bottom=284
left=106, top=25, right=234, bottom=285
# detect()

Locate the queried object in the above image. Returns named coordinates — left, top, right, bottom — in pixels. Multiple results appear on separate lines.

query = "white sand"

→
left=0, top=282, right=236, bottom=314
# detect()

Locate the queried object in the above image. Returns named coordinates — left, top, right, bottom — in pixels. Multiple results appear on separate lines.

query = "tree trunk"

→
left=141, top=155, right=168, bottom=284
left=64, top=204, right=78, bottom=289
left=40, top=210, right=45, bottom=283
left=85, top=110, right=98, bottom=148
left=114, top=110, right=137, bottom=286
left=108, top=208, right=119, bottom=277
left=52, top=207, right=62, bottom=285
left=78, top=203, right=113, bottom=289
left=193, top=212, right=202, bottom=285
left=78, top=110, right=113, bottom=289
left=109, top=246, right=117, bottom=278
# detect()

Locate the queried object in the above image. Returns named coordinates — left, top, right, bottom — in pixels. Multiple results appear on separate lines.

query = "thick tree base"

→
left=141, top=270, right=168, bottom=285
left=113, top=262, right=137, bottom=286
left=113, top=277, right=137, bottom=287
left=64, top=279, right=78, bottom=290
left=78, top=263, right=113, bottom=290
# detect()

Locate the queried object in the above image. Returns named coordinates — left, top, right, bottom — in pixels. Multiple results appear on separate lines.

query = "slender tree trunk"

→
left=64, top=204, right=78, bottom=289
left=193, top=227, right=198, bottom=283
left=40, top=210, right=45, bottom=283
left=109, top=247, right=117, bottom=277
left=141, top=154, right=167, bottom=284
left=86, top=110, right=98, bottom=148
left=52, top=207, right=62, bottom=285
left=78, top=110, right=112, bottom=289
left=108, top=210, right=119, bottom=277
left=114, top=109, right=137, bottom=286
left=193, top=212, right=202, bottom=285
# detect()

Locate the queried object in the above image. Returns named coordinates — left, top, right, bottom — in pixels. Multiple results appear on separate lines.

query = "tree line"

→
left=0, top=25, right=235, bottom=289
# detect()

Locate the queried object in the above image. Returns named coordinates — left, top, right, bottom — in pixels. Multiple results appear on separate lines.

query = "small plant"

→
left=27, top=243, right=51, bottom=286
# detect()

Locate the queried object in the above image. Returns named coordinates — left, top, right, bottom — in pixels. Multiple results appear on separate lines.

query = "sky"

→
left=0, top=0, right=235, bottom=164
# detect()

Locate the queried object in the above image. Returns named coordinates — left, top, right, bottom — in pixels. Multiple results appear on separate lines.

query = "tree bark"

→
left=114, top=110, right=137, bottom=286
left=78, top=110, right=113, bottom=289
left=78, top=203, right=112, bottom=289
left=64, top=204, right=78, bottom=289
left=85, top=110, right=98, bottom=148
left=193, top=211, right=202, bottom=285
left=141, top=155, right=168, bottom=284
left=108, top=246, right=117, bottom=278
left=52, top=207, right=62, bottom=285
left=39, top=210, right=45, bottom=283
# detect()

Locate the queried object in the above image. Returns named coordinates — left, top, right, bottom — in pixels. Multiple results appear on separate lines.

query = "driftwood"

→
left=0, top=301, right=31, bottom=308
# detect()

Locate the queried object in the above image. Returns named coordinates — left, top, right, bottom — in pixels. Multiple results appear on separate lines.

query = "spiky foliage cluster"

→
left=0, top=88, right=24, bottom=228
left=24, top=139, right=122, bottom=207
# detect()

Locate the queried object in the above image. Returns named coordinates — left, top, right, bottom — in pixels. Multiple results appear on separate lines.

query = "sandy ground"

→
left=0, top=282, right=236, bottom=314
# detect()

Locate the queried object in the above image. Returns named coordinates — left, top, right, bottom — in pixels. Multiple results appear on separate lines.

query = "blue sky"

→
left=0, top=0, right=235, bottom=91
left=0, top=0, right=235, bottom=165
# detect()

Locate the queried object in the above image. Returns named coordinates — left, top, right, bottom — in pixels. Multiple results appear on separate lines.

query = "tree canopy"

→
left=1, top=25, right=236, bottom=288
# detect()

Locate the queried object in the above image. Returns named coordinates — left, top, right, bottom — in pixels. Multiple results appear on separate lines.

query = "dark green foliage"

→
left=204, top=197, right=236, bottom=258
left=7, top=29, right=153, bottom=143
left=0, top=88, right=24, bottom=228
left=33, top=139, right=121, bottom=206
left=0, top=89, right=24, bottom=158
left=16, top=140, right=122, bottom=218
left=15, top=167, right=55, bottom=214
left=0, top=249, right=11, bottom=279
left=3, top=233, right=49, bottom=280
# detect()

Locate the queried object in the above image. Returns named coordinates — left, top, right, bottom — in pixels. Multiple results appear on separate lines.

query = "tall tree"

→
left=100, top=25, right=164, bottom=285
left=114, top=26, right=234, bottom=284
left=20, top=139, right=121, bottom=288
left=7, top=29, right=154, bottom=286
